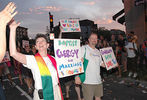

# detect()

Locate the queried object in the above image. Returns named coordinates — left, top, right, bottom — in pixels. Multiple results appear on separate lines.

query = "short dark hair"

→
left=35, top=34, right=48, bottom=44
left=88, top=32, right=98, bottom=39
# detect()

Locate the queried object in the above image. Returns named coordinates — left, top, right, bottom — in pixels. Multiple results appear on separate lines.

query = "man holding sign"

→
left=75, top=33, right=105, bottom=100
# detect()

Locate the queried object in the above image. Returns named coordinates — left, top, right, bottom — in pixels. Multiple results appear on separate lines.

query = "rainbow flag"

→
left=35, top=53, right=54, bottom=100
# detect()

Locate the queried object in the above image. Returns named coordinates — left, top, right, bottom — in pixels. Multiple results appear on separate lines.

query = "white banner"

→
left=54, top=39, right=83, bottom=78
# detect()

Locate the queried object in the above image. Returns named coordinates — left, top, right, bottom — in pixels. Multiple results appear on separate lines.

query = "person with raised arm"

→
left=9, top=20, right=63, bottom=100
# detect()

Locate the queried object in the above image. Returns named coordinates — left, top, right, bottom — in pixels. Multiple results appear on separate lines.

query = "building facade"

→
left=16, top=26, right=29, bottom=47
left=113, top=0, right=147, bottom=45
left=53, top=19, right=98, bottom=41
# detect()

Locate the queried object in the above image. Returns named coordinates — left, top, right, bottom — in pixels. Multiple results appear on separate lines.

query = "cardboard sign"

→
left=60, top=19, right=81, bottom=33
left=2, top=51, right=11, bottom=63
left=54, top=39, right=83, bottom=78
left=100, top=47, right=118, bottom=70
left=22, top=40, right=29, bottom=48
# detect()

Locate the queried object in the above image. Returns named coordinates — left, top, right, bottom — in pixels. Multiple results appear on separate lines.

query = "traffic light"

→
left=50, top=15, right=53, bottom=23
left=49, top=15, right=54, bottom=30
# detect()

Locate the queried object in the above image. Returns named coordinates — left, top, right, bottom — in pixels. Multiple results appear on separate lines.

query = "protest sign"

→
left=100, top=47, right=118, bottom=70
left=54, top=39, right=83, bottom=78
left=2, top=51, right=10, bottom=63
left=60, top=19, right=81, bottom=33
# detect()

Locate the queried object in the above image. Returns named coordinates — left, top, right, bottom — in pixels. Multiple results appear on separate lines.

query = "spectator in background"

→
left=63, top=76, right=74, bottom=100
left=114, top=41, right=122, bottom=77
left=109, top=35, right=116, bottom=51
left=118, top=34, right=127, bottom=72
left=21, top=45, right=33, bottom=94
left=125, top=37, right=138, bottom=78
left=31, top=45, right=37, bottom=55
left=130, top=31, right=138, bottom=45
left=139, top=40, right=147, bottom=68
left=0, top=62, right=13, bottom=88
left=100, top=35, right=104, bottom=43
left=142, top=40, right=147, bottom=64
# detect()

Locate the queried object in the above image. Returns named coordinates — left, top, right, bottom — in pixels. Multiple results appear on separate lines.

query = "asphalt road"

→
left=2, top=72, right=147, bottom=100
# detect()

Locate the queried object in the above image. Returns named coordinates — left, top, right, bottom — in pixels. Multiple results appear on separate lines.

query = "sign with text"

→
left=54, top=39, right=83, bottom=78
left=60, top=19, right=81, bottom=33
left=100, top=47, right=118, bottom=70
left=2, top=51, right=10, bottom=63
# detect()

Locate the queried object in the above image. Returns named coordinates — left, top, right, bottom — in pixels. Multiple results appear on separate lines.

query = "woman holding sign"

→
left=9, top=20, right=63, bottom=100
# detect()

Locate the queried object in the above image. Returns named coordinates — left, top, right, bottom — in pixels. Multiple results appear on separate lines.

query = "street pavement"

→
left=2, top=72, right=147, bottom=100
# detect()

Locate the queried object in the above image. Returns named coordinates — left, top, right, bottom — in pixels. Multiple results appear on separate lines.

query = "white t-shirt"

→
left=81, top=45, right=103, bottom=84
left=125, top=42, right=137, bottom=58
left=24, top=55, right=58, bottom=90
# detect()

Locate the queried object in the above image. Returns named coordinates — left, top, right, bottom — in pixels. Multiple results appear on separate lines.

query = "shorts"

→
left=82, top=83, right=103, bottom=100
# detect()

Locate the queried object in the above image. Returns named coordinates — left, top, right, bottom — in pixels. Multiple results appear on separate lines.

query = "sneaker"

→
left=133, top=73, right=137, bottom=78
left=128, top=72, right=133, bottom=77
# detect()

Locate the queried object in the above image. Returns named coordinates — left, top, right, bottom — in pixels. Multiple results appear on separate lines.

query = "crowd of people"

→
left=0, top=2, right=147, bottom=100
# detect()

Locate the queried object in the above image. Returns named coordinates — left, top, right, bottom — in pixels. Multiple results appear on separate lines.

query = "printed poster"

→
left=100, top=47, right=118, bottom=70
left=54, top=39, right=84, bottom=78
left=60, top=19, right=81, bottom=33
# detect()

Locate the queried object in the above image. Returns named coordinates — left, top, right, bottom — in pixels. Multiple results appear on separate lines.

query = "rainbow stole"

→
left=35, top=53, right=54, bottom=100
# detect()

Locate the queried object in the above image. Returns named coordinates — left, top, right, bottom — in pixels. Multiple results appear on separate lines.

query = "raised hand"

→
left=9, top=19, right=20, bottom=31
left=0, top=2, right=17, bottom=25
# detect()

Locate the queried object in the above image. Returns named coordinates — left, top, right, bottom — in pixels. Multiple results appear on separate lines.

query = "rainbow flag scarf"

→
left=35, top=53, right=64, bottom=100
left=35, top=53, right=54, bottom=100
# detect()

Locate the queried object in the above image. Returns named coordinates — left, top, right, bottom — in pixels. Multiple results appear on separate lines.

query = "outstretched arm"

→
left=0, top=2, right=17, bottom=62
left=9, top=20, right=27, bottom=65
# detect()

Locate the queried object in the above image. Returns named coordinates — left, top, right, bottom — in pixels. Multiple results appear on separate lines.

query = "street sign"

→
left=50, top=33, right=54, bottom=40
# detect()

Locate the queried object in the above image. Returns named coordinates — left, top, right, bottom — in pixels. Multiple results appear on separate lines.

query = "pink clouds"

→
left=81, top=1, right=96, bottom=5
left=95, top=18, right=125, bottom=31
left=95, top=18, right=113, bottom=25
left=19, top=6, right=64, bottom=15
